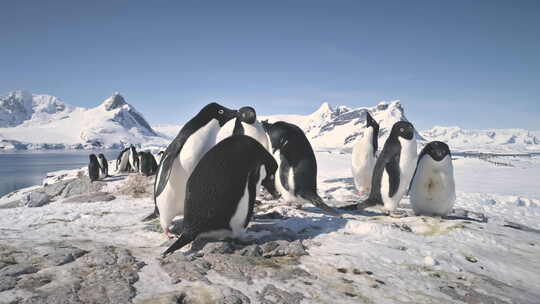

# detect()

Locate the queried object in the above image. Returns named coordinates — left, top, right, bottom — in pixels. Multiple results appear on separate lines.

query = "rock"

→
left=0, top=276, right=17, bottom=292
left=198, top=241, right=235, bottom=255
left=16, top=274, right=53, bottom=289
left=236, top=245, right=263, bottom=257
left=261, top=240, right=307, bottom=258
left=160, top=254, right=211, bottom=284
left=61, top=177, right=104, bottom=198
left=256, top=284, right=304, bottom=304
left=254, top=211, right=286, bottom=219
left=62, top=192, right=116, bottom=204
left=23, top=191, right=50, bottom=207
left=0, top=200, right=23, bottom=209
left=41, top=245, right=88, bottom=267
left=42, top=180, right=69, bottom=198
left=136, top=283, right=250, bottom=304
left=0, top=264, right=39, bottom=277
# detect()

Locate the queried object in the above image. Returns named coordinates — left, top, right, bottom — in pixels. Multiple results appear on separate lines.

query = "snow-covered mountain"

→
left=420, top=126, right=540, bottom=154
left=0, top=91, right=166, bottom=150
left=262, top=100, right=421, bottom=148
left=0, top=90, right=74, bottom=128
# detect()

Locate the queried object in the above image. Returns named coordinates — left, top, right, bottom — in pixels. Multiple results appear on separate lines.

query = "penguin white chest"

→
left=351, top=128, right=376, bottom=193
left=243, top=121, right=270, bottom=150
left=156, top=119, right=221, bottom=232
left=410, top=156, right=456, bottom=216
left=119, top=152, right=130, bottom=172
left=273, top=150, right=299, bottom=203
left=381, top=137, right=417, bottom=211
left=229, top=182, right=250, bottom=237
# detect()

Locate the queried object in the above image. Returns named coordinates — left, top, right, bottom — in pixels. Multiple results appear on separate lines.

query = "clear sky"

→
left=1, top=0, right=539, bottom=130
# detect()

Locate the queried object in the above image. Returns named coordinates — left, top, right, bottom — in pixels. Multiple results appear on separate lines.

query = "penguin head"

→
left=391, top=121, right=415, bottom=140
left=365, top=112, right=377, bottom=128
left=89, top=154, right=98, bottom=162
left=201, top=103, right=239, bottom=126
left=98, top=153, right=105, bottom=160
left=261, top=120, right=272, bottom=133
left=423, top=141, right=451, bottom=161
left=238, top=106, right=257, bottom=124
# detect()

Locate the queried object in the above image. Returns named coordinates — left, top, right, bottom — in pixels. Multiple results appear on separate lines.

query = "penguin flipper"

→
left=301, top=192, right=340, bottom=217
left=162, top=232, right=196, bottom=258
left=386, top=154, right=401, bottom=198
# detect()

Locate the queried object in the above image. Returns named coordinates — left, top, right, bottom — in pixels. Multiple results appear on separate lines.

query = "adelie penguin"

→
left=128, top=145, right=139, bottom=172
left=140, top=151, right=159, bottom=176
left=217, top=106, right=270, bottom=150
left=358, top=121, right=417, bottom=214
left=151, top=103, right=238, bottom=237
left=409, top=141, right=455, bottom=216
left=262, top=121, right=340, bottom=216
left=116, top=147, right=132, bottom=173
left=97, top=153, right=109, bottom=179
left=88, top=154, right=100, bottom=182
left=162, top=135, right=278, bottom=257
left=351, top=112, right=379, bottom=195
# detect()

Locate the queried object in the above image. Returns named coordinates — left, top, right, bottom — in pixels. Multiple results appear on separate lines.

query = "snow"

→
left=1, top=149, right=539, bottom=302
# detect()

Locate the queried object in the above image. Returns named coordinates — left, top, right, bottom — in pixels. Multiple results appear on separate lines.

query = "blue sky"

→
left=1, top=0, right=539, bottom=130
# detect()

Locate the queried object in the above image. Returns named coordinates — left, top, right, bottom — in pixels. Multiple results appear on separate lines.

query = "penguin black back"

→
left=365, top=112, right=380, bottom=155
left=162, top=135, right=278, bottom=256
left=88, top=154, right=100, bottom=182
left=264, top=121, right=339, bottom=216
left=140, top=152, right=159, bottom=176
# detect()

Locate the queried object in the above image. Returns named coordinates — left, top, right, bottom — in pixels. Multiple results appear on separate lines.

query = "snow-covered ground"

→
left=1, top=150, right=539, bottom=303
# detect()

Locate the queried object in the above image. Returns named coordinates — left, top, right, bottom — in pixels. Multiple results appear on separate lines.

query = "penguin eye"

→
left=218, top=109, right=224, bottom=115
left=400, top=128, right=404, bottom=132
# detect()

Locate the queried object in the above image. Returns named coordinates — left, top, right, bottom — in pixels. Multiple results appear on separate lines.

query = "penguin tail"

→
left=357, top=197, right=382, bottom=210
left=141, top=206, right=159, bottom=222
left=301, top=192, right=341, bottom=217
left=162, top=232, right=196, bottom=258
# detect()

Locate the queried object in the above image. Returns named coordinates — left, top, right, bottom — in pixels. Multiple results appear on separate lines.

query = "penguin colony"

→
left=86, top=102, right=456, bottom=256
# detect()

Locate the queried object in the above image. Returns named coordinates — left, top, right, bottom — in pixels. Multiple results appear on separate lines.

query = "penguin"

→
left=88, top=154, right=100, bottom=182
left=140, top=152, right=159, bottom=176
left=262, top=121, right=339, bottom=216
left=409, top=141, right=455, bottom=216
left=97, top=153, right=109, bottom=179
left=116, top=147, right=132, bottom=173
left=217, top=106, right=270, bottom=150
left=162, top=135, right=279, bottom=257
left=152, top=103, right=238, bottom=237
left=137, top=151, right=145, bottom=173
left=358, top=121, right=418, bottom=213
left=129, top=145, right=139, bottom=172
left=155, top=150, right=165, bottom=165
left=351, top=112, right=379, bottom=195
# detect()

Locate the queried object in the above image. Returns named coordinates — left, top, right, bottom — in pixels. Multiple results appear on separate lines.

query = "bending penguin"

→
left=88, top=154, right=100, bottom=182
left=116, top=147, right=131, bottom=173
left=162, top=135, right=278, bottom=257
left=97, top=153, right=109, bottom=179
left=351, top=112, right=379, bottom=195
left=262, top=121, right=340, bottom=216
left=409, top=141, right=455, bottom=216
left=129, top=145, right=139, bottom=172
left=358, top=121, right=417, bottom=214
left=217, top=106, right=269, bottom=150
left=151, top=103, right=238, bottom=237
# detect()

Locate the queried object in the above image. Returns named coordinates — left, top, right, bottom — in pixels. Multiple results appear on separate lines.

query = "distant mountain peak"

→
left=102, top=92, right=127, bottom=111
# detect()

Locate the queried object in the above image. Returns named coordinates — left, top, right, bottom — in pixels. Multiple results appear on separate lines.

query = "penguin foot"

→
left=165, top=230, right=178, bottom=239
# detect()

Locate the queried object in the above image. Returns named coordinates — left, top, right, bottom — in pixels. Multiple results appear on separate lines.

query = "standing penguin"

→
left=155, top=150, right=165, bottom=165
left=351, top=112, right=379, bottom=194
left=409, top=141, right=455, bottom=216
left=97, top=153, right=109, bottom=179
left=88, top=154, right=100, bottom=182
left=116, top=147, right=132, bottom=173
left=162, top=135, right=278, bottom=257
left=217, top=106, right=270, bottom=150
left=358, top=121, right=417, bottom=213
left=129, top=145, right=139, bottom=172
left=140, top=152, right=159, bottom=176
left=152, top=103, right=238, bottom=237
left=262, top=121, right=339, bottom=216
